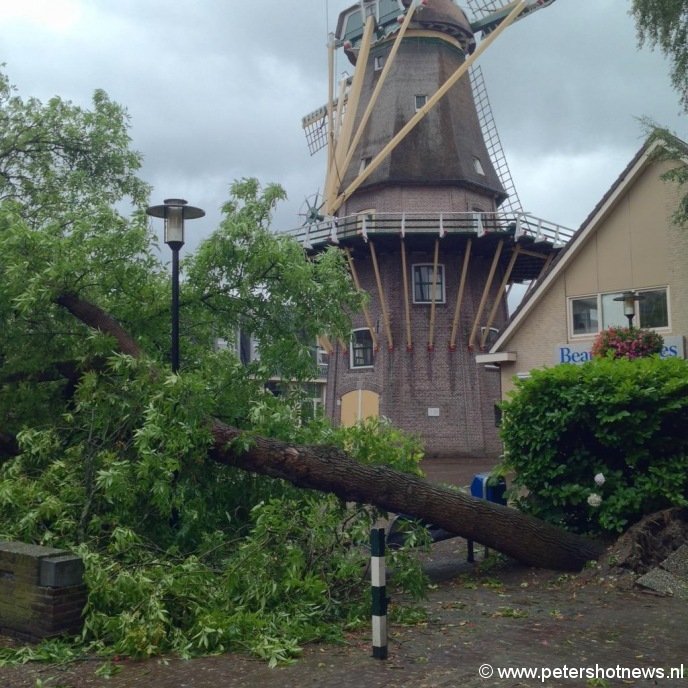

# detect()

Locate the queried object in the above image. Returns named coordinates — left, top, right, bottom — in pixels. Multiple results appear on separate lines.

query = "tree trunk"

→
left=209, top=420, right=603, bottom=570
left=56, top=293, right=605, bottom=571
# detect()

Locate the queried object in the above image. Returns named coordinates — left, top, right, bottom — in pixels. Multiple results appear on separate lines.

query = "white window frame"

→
left=473, top=156, right=485, bottom=175
left=350, top=328, right=374, bottom=369
left=412, top=263, right=446, bottom=304
left=374, top=54, right=384, bottom=71
left=568, top=287, right=671, bottom=339
left=569, top=294, right=599, bottom=338
left=637, top=287, right=671, bottom=331
left=415, top=94, right=427, bottom=112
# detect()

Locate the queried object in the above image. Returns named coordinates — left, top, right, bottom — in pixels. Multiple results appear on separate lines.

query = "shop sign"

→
left=554, top=336, right=685, bottom=365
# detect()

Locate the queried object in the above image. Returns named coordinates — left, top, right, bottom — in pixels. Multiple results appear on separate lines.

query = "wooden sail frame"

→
left=328, top=0, right=529, bottom=215
left=324, top=16, right=376, bottom=214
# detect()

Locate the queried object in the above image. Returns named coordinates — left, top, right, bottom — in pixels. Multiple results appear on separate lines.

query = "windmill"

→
left=288, top=0, right=572, bottom=458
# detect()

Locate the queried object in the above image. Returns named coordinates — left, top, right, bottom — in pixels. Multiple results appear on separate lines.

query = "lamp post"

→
left=613, top=290, right=644, bottom=328
left=146, top=199, right=205, bottom=373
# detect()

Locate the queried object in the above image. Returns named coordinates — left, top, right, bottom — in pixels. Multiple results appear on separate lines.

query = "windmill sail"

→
left=469, top=64, right=522, bottom=214
left=464, top=0, right=506, bottom=21
left=302, top=105, right=330, bottom=156
left=466, top=0, right=556, bottom=35
left=302, top=82, right=351, bottom=156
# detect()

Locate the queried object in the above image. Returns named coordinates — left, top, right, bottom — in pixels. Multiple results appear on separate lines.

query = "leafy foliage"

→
left=591, top=326, right=663, bottom=359
left=631, top=1, right=688, bottom=113
left=0, top=357, right=427, bottom=663
left=0, top=67, right=427, bottom=664
left=184, top=178, right=361, bottom=380
left=500, top=357, right=688, bottom=533
left=642, top=124, right=688, bottom=227
left=0, top=69, right=148, bottom=224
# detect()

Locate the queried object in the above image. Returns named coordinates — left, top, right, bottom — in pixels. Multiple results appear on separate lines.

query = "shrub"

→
left=591, top=326, right=663, bottom=359
left=500, top=356, right=688, bottom=534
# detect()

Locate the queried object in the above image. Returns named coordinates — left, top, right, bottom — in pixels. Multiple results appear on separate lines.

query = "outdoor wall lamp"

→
left=613, top=290, right=644, bottom=328
left=146, top=198, right=205, bottom=373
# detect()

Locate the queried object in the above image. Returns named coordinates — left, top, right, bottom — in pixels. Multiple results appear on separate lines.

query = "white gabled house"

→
left=477, top=135, right=688, bottom=398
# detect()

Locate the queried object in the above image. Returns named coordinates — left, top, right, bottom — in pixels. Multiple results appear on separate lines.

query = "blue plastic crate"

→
left=470, top=472, right=507, bottom=505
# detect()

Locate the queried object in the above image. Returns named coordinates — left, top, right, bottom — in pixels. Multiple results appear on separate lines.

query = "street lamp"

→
left=146, top=198, right=205, bottom=373
left=613, top=290, right=644, bottom=328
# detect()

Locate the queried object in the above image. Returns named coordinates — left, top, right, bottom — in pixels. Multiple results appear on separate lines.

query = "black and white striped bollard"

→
left=371, top=527, right=388, bottom=660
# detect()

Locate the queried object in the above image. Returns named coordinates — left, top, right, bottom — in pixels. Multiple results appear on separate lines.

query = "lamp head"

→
left=146, top=198, right=205, bottom=249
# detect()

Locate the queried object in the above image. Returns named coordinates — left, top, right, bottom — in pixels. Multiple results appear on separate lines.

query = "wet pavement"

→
left=5, top=457, right=686, bottom=687
left=3, top=538, right=687, bottom=688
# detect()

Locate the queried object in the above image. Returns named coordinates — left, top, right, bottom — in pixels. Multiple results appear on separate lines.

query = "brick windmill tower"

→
left=290, top=0, right=572, bottom=458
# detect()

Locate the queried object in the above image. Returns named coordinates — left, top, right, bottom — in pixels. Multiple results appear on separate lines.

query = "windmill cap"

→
left=336, top=0, right=474, bottom=49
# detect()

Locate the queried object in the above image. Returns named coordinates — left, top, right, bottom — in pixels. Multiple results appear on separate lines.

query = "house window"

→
left=639, top=288, right=669, bottom=328
left=415, top=94, right=427, bottom=111
left=600, top=292, right=628, bottom=329
left=350, top=328, right=374, bottom=368
left=570, top=288, right=669, bottom=336
left=413, top=264, right=445, bottom=304
left=571, top=296, right=599, bottom=335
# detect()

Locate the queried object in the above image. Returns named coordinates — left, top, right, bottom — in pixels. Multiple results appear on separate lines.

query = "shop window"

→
left=413, top=264, right=445, bottom=304
left=350, top=328, right=374, bottom=368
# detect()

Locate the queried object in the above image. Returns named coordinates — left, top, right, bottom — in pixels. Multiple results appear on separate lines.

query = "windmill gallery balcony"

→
left=285, top=210, right=573, bottom=285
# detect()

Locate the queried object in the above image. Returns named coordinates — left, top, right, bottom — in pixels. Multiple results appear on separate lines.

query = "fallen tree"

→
left=57, top=292, right=604, bottom=571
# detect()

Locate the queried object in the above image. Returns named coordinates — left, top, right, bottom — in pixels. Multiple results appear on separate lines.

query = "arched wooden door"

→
left=340, top=389, right=380, bottom=427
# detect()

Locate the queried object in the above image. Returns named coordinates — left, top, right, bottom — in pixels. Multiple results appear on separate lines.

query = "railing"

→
left=283, top=211, right=574, bottom=248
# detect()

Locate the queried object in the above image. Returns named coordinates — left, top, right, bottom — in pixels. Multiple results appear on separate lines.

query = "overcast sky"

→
left=0, top=0, right=684, bottom=256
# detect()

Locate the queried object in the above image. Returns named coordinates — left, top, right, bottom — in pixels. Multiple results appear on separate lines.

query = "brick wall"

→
left=327, top=235, right=509, bottom=458
left=0, top=541, right=86, bottom=640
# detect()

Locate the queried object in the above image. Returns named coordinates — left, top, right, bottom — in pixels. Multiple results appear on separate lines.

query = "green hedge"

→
left=500, top=356, right=688, bottom=533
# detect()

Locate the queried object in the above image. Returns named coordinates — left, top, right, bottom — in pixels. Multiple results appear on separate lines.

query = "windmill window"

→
left=359, top=157, right=372, bottom=174
left=473, top=156, right=485, bottom=175
left=374, top=55, right=385, bottom=71
left=415, top=94, right=427, bottom=111
left=412, top=264, right=445, bottom=304
left=350, top=328, right=374, bottom=368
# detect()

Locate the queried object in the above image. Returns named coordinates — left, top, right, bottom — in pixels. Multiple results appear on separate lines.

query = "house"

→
left=477, top=135, right=688, bottom=396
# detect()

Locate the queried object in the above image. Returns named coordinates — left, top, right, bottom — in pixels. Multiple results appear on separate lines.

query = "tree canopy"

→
left=0, top=67, right=604, bottom=666
left=631, top=0, right=688, bottom=112
left=0, top=68, right=394, bottom=662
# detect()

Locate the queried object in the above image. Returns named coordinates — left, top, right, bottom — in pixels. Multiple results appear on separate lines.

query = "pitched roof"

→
left=487, top=133, right=688, bottom=353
